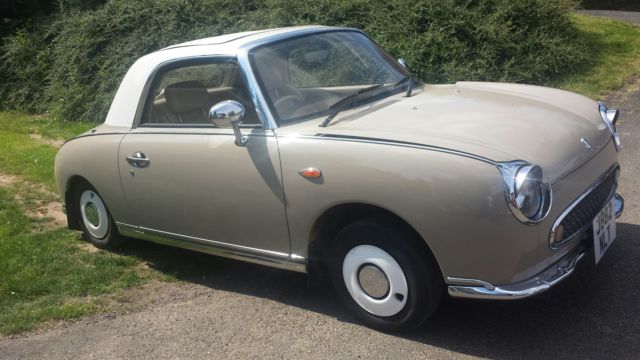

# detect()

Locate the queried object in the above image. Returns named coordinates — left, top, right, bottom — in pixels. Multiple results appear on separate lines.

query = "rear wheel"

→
left=74, top=182, right=121, bottom=249
left=329, top=218, right=442, bottom=332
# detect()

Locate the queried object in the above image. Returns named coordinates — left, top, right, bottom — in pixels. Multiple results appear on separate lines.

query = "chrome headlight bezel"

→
left=598, top=102, right=622, bottom=152
left=498, top=161, right=552, bottom=224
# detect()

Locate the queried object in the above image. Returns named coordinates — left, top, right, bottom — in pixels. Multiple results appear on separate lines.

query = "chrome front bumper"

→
left=447, top=193, right=624, bottom=300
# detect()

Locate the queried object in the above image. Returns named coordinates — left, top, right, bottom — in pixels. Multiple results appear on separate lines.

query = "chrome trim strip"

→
left=125, top=131, right=273, bottom=137
left=448, top=247, right=586, bottom=300
left=446, top=277, right=495, bottom=291
left=237, top=46, right=278, bottom=130
left=549, top=164, right=619, bottom=248
left=116, top=222, right=306, bottom=273
left=284, top=134, right=497, bottom=165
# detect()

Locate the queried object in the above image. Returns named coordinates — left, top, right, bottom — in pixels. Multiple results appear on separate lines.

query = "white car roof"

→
left=105, top=25, right=339, bottom=127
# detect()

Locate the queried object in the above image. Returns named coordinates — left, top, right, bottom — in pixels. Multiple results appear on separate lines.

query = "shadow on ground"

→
left=114, top=221, right=640, bottom=360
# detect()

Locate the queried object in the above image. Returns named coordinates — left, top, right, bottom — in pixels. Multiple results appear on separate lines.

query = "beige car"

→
left=55, top=26, right=624, bottom=331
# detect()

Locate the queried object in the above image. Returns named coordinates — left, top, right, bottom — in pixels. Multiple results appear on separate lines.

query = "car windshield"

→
left=250, top=31, right=409, bottom=125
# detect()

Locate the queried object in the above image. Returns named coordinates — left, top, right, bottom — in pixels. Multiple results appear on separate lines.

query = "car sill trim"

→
left=116, top=222, right=307, bottom=273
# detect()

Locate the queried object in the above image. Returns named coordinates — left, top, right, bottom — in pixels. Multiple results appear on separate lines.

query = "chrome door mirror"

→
left=209, top=100, right=248, bottom=146
left=398, top=58, right=407, bottom=69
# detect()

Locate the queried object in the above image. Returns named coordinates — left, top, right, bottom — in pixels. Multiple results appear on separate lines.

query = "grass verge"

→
left=0, top=115, right=155, bottom=335
left=554, top=14, right=640, bottom=99
left=0, top=187, right=149, bottom=335
left=0, top=112, right=92, bottom=191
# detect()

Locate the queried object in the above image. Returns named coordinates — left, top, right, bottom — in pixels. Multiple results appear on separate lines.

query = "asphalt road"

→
left=2, top=85, right=640, bottom=360
left=579, top=10, right=640, bottom=24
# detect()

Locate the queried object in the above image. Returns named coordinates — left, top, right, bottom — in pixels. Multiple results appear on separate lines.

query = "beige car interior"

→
left=144, top=54, right=391, bottom=126
left=252, top=47, right=387, bottom=123
left=144, top=65, right=259, bottom=126
left=253, top=47, right=344, bottom=121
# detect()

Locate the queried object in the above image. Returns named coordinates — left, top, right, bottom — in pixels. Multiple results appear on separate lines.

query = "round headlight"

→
left=498, top=162, right=552, bottom=224
left=515, top=165, right=544, bottom=218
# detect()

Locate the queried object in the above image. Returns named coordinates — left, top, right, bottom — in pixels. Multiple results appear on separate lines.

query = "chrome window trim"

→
left=116, top=222, right=306, bottom=273
left=548, top=164, right=620, bottom=249
left=236, top=47, right=278, bottom=130
left=131, top=55, right=270, bottom=130
left=125, top=129, right=274, bottom=137
left=131, top=28, right=360, bottom=131
left=239, top=27, right=410, bottom=128
left=133, top=27, right=405, bottom=131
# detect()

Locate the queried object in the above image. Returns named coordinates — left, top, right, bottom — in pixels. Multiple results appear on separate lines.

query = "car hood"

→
left=283, top=82, right=612, bottom=182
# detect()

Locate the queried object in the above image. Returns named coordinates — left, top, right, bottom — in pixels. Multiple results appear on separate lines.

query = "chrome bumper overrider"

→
left=614, top=193, right=624, bottom=219
left=448, top=193, right=624, bottom=300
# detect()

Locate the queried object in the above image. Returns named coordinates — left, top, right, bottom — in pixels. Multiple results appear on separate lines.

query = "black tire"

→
left=72, top=181, right=121, bottom=250
left=329, top=217, right=443, bottom=332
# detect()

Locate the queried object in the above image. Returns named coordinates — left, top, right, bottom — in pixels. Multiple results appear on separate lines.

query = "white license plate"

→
left=593, top=198, right=616, bottom=264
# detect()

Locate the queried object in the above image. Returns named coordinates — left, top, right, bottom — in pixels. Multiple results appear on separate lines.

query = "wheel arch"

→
left=64, top=175, right=93, bottom=230
left=55, top=131, right=130, bottom=229
left=306, top=202, right=444, bottom=283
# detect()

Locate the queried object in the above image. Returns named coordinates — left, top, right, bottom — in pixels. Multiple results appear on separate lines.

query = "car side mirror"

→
left=398, top=58, right=407, bottom=69
left=209, top=100, right=248, bottom=146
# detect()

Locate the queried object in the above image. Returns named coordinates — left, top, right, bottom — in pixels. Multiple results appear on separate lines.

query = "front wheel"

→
left=329, top=218, right=443, bottom=332
left=74, top=182, right=121, bottom=249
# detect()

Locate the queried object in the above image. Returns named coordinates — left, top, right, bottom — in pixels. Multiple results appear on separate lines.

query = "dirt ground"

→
left=1, top=79, right=639, bottom=359
left=0, top=174, right=67, bottom=230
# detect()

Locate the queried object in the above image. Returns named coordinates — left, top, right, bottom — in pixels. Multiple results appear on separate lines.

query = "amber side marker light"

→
left=298, top=167, right=322, bottom=178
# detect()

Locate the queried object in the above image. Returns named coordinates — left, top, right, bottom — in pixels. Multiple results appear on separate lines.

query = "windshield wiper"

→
left=319, top=83, right=384, bottom=127
left=395, top=75, right=413, bottom=97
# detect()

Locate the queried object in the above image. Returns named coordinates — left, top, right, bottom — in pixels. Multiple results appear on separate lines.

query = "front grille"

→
left=552, top=168, right=618, bottom=246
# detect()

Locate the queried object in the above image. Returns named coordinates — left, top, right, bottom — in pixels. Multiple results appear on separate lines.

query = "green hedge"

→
left=0, top=0, right=588, bottom=122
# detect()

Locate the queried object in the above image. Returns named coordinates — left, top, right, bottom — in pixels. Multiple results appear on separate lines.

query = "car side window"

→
left=140, top=60, right=260, bottom=126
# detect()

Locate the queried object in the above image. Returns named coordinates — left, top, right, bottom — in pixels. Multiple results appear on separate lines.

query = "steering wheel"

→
left=273, top=94, right=304, bottom=118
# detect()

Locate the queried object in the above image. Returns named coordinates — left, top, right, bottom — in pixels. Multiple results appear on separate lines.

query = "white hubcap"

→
left=342, top=245, right=408, bottom=317
left=80, top=190, right=109, bottom=239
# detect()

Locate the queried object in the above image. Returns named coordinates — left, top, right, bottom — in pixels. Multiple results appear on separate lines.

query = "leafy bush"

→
left=0, top=0, right=588, bottom=122
left=266, top=0, right=587, bottom=83
left=0, top=27, right=52, bottom=113
left=29, top=0, right=269, bottom=121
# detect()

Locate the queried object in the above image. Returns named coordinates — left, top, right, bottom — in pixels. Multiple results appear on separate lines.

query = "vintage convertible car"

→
left=55, top=26, right=624, bottom=331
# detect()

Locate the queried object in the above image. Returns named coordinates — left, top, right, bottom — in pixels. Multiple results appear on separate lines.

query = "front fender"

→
left=277, top=135, right=541, bottom=285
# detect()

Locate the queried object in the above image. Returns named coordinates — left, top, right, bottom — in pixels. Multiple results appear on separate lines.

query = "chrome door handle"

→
left=126, top=152, right=150, bottom=168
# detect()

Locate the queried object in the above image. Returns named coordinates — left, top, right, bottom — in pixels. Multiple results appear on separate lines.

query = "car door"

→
left=117, top=58, right=290, bottom=254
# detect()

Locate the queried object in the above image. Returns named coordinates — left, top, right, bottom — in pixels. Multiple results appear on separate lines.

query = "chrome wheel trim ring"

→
left=79, top=190, right=109, bottom=239
left=342, top=245, right=408, bottom=317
